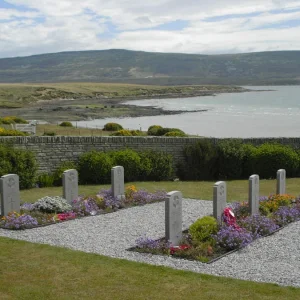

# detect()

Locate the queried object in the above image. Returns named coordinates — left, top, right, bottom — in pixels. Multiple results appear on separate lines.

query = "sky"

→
left=1, top=0, right=300, bottom=58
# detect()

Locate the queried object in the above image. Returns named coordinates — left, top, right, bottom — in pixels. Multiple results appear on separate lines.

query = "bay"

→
left=75, top=86, right=300, bottom=138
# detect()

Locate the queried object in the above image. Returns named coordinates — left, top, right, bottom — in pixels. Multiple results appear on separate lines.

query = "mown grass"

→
left=0, top=236, right=299, bottom=300
left=19, top=178, right=300, bottom=203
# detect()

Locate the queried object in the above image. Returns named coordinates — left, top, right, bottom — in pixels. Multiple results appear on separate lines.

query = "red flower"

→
left=223, top=207, right=241, bottom=230
left=170, top=244, right=191, bottom=255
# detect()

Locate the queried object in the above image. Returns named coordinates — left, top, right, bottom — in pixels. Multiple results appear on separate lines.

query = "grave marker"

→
left=111, top=166, right=125, bottom=199
left=249, top=174, right=259, bottom=215
left=0, top=174, right=20, bottom=216
left=63, top=169, right=78, bottom=204
left=213, top=181, right=227, bottom=220
left=165, top=191, right=182, bottom=246
left=276, top=169, right=286, bottom=195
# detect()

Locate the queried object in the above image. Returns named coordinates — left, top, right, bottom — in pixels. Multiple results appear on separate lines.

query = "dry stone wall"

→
left=1, top=136, right=300, bottom=174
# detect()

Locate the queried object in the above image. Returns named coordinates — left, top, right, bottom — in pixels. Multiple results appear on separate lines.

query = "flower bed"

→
left=132, top=194, right=300, bottom=263
left=0, top=186, right=166, bottom=230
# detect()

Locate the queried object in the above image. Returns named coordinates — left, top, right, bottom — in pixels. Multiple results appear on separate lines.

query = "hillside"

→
left=1, top=49, right=300, bottom=85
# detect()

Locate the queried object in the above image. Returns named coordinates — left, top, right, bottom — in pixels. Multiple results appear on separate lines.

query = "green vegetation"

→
left=59, top=121, right=73, bottom=127
left=0, top=116, right=28, bottom=124
left=103, top=122, right=123, bottom=131
left=0, top=237, right=298, bottom=300
left=179, top=140, right=300, bottom=181
left=1, top=49, right=300, bottom=85
left=0, top=144, right=37, bottom=189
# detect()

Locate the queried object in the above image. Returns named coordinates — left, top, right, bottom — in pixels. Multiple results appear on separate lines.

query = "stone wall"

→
left=1, top=136, right=300, bottom=173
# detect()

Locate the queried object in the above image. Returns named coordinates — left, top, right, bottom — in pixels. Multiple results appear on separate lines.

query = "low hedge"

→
left=178, top=140, right=300, bottom=180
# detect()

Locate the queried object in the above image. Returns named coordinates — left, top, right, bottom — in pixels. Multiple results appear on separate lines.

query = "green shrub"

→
left=110, top=149, right=141, bottom=182
left=9, top=116, right=28, bottom=124
left=139, top=150, right=173, bottom=181
left=241, top=143, right=258, bottom=178
left=0, top=128, right=27, bottom=136
left=178, top=139, right=218, bottom=180
left=111, top=129, right=132, bottom=136
left=189, top=216, right=218, bottom=244
left=53, top=161, right=77, bottom=186
left=147, top=125, right=163, bottom=136
left=217, top=139, right=246, bottom=180
left=0, top=144, right=38, bottom=189
left=59, top=121, right=73, bottom=127
left=43, top=131, right=56, bottom=136
left=78, top=151, right=114, bottom=184
left=37, top=173, right=55, bottom=187
left=164, top=131, right=186, bottom=137
left=156, top=127, right=185, bottom=136
left=251, top=143, right=299, bottom=178
left=130, top=130, right=144, bottom=136
left=103, top=122, right=123, bottom=131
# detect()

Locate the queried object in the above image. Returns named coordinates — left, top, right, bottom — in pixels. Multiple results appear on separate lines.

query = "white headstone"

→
left=165, top=191, right=182, bottom=246
left=213, top=181, right=227, bottom=220
left=249, top=174, right=259, bottom=215
left=276, top=169, right=286, bottom=195
left=111, top=166, right=125, bottom=199
left=0, top=174, right=20, bottom=216
left=62, top=169, right=78, bottom=204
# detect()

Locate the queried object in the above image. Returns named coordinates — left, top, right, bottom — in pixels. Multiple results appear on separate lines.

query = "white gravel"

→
left=0, top=198, right=299, bottom=288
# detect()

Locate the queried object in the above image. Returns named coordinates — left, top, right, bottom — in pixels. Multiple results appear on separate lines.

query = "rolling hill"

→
left=1, top=49, right=300, bottom=85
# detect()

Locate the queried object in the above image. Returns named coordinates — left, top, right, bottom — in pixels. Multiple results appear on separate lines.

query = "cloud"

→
left=0, top=0, right=300, bottom=58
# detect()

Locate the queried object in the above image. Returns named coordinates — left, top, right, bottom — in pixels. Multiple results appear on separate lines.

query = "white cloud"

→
left=1, top=0, right=300, bottom=58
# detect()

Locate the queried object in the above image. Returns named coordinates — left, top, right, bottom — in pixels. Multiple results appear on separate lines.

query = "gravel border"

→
left=0, top=198, right=299, bottom=288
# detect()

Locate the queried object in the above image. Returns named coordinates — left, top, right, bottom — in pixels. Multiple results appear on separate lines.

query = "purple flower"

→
left=71, top=196, right=99, bottom=216
left=97, top=189, right=122, bottom=209
left=273, top=206, right=300, bottom=226
left=1, top=213, right=38, bottom=230
left=239, top=214, right=279, bottom=238
left=135, top=236, right=161, bottom=249
left=20, top=202, right=35, bottom=211
left=213, top=226, right=253, bottom=250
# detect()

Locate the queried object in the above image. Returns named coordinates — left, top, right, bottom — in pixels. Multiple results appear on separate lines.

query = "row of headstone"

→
left=0, top=165, right=125, bottom=216
left=213, top=169, right=287, bottom=220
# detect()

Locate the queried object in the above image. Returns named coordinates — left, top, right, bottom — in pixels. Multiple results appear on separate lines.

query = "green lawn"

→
left=20, top=178, right=300, bottom=203
left=0, top=237, right=299, bottom=300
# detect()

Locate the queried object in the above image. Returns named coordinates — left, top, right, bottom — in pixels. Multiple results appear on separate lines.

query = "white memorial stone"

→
left=0, top=174, right=20, bottom=216
left=165, top=191, right=182, bottom=246
left=62, top=169, right=78, bottom=204
left=249, top=174, right=259, bottom=215
left=213, top=181, right=227, bottom=220
left=111, top=166, right=125, bottom=199
left=276, top=169, right=286, bottom=195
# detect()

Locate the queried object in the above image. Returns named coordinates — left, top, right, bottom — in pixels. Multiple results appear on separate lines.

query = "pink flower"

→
left=170, top=244, right=191, bottom=255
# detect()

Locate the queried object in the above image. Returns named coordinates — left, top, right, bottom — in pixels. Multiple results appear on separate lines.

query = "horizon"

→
left=1, top=48, right=300, bottom=60
left=1, top=0, right=300, bottom=59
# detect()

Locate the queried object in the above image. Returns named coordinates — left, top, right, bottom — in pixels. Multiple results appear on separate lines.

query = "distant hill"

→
left=1, top=49, right=300, bottom=85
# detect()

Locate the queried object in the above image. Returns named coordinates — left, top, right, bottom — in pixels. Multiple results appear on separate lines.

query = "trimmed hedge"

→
left=77, top=149, right=173, bottom=184
left=59, top=121, right=73, bottom=127
left=103, top=122, right=123, bottom=131
left=178, top=140, right=300, bottom=180
left=0, top=144, right=37, bottom=189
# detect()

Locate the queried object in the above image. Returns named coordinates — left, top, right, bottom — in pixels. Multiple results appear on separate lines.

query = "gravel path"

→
left=0, top=198, right=299, bottom=288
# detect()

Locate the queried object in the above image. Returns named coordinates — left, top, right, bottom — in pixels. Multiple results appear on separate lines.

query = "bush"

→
left=130, top=130, right=144, bottom=136
left=178, top=139, right=218, bottom=180
left=110, top=149, right=141, bottom=182
left=111, top=129, right=132, bottom=136
left=164, top=131, right=186, bottom=137
left=0, top=145, right=38, bottom=189
left=103, top=122, right=123, bottom=131
left=36, top=173, right=55, bottom=187
left=59, top=121, right=73, bottom=127
left=53, top=161, right=77, bottom=186
left=138, top=150, right=173, bottom=181
left=78, top=151, right=114, bottom=184
left=43, top=131, right=56, bottom=136
left=217, top=139, right=246, bottom=179
left=156, top=127, right=185, bottom=136
left=0, top=116, right=28, bottom=124
left=147, top=125, right=163, bottom=136
left=251, top=143, right=299, bottom=178
left=0, top=128, right=27, bottom=136
left=189, top=216, right=218, bottom=244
